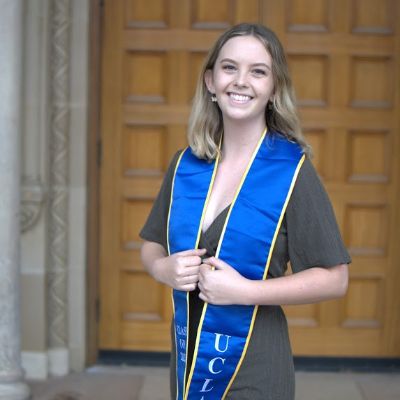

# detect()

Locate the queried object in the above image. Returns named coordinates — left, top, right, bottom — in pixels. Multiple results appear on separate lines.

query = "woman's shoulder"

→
left=296, top=157, right=322, bottom=189
left=169, top=147, right=214, bottom=170
left=266, top=130, right=304, bottom=154
left=268, top=130, right=311, bottom=159
left=170, top=149, right=185, bottom=165
left=165, top=149, right=184, bottom=176
left=290, top=156, right=332, bottom=212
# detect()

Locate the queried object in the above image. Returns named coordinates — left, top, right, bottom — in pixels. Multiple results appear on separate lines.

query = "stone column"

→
left=47, top=0, right=71, bottom=376
left=0, top=0, right=31, bottom=399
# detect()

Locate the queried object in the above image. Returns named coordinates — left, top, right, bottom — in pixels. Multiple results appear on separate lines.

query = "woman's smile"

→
left=228, top=92, right=253, bottom=104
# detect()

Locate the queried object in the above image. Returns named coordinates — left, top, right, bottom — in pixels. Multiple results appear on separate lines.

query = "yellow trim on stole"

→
left=167, top=149, right=187, bottom=257
left=222, top=153, right=306, bottom=399
left=166, top=148, right=187, bottom=400
left=184, top=150, right=220, bottom=395
left=167, top=147, right=220, bottom=399
left=184, top=129, right=268, bottom=399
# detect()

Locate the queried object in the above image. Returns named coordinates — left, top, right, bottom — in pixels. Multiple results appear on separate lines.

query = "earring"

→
left=211, top=94, right=217, bottom=102
left=268, top=101, right=273, bottom=110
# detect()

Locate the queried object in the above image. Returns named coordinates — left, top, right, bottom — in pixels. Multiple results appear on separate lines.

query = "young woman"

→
left=140, top=23, right=350, bottom=400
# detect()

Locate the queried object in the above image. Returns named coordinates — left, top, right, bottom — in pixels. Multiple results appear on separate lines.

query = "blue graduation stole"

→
left=167, top=131, right=305, bottom=400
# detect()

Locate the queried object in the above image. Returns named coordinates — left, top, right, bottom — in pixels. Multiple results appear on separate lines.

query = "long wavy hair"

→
left=187, top=23, right=311, bottom=159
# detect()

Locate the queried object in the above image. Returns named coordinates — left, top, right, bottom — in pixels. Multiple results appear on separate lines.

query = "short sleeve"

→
left=286, top=158, right=351, bottom=273
left=139, top=151, right=182, bottom=251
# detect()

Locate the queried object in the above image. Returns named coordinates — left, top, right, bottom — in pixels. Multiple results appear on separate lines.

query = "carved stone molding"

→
left=20, top=178, right=46, bottom=233
left=47, top=0, right=71, bottom=369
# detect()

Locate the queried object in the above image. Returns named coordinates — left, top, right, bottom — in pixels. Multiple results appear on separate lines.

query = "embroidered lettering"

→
left=208, top=357, right=225, bottom=374
left=176, top=324, right=187, bottom=336
left=195, top=333, right=230, bottom=396
left=200, top=378, right=214, bottom=393
left=214, top=333, right=231, bottom=353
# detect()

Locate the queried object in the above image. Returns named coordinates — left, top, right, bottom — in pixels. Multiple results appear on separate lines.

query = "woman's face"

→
left=205, top=35, right=274, bottom=126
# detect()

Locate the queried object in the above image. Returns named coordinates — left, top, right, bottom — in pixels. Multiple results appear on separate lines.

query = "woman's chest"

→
left=202, top=163, right=246, bottom=232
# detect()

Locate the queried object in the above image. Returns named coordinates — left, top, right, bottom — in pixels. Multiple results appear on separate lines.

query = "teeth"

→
left=230, top=93, right=251, bottom=102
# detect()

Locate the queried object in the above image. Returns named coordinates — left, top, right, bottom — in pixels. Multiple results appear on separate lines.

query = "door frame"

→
left=86, top=0, right=102, bottom=365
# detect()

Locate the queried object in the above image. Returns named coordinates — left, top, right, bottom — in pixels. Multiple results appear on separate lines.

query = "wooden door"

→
left=279, top=0, right=400, bottom=356
left=99, top=0, right=400, bottom=356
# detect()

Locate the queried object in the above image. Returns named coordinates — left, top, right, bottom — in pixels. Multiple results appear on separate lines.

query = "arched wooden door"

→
left=99, top=0, right=400, bottom=356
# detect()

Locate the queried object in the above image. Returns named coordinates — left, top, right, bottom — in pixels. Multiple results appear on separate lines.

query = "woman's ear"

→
left=204, top=69, right=215, bottom=93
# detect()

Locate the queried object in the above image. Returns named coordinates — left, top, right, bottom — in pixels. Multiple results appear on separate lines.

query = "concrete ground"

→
left=28, top=365, right=400, bottom=400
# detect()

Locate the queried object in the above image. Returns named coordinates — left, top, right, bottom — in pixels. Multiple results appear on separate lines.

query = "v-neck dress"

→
left=140, top=150, right=351, bottom=400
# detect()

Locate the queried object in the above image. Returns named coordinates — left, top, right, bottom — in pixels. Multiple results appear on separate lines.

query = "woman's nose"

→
left=234, top=71, right=248, bottom=88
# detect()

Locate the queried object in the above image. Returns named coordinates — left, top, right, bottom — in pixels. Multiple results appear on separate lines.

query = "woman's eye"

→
left=253, top=69, right=267, bottom=76
left=222, top=64, right=236, bottom=71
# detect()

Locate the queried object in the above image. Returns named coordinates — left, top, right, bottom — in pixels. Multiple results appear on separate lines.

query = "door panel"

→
left=99, top=0, right=400, bottom=356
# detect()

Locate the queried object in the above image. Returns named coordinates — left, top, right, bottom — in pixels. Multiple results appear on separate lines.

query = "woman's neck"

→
left=221, top=119, right=267, bottom=162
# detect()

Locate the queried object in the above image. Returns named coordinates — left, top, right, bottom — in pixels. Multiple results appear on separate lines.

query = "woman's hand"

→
left=154, top=248, right=207, bottom=291
left=197, top=255, right=349, bottom=306
left=198, top=257, right=250, bottom=305
left=140, top=241, right=206, bottom=292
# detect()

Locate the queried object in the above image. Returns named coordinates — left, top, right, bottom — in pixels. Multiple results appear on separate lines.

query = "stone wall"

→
left=20, top=0, right=89, bottom=380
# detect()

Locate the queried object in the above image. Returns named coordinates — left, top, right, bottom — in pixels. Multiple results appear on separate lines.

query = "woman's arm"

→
left=198, top=257, right=348, bottom=305
left=141, top=240, right=206, bottom=292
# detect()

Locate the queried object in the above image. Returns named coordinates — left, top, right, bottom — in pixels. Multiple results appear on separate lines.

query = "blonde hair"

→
left=188, top=23, right=311, bottom=159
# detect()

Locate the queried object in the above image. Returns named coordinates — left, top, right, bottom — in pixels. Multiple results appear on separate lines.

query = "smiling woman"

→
left=140, top=23, right=350, bottom=400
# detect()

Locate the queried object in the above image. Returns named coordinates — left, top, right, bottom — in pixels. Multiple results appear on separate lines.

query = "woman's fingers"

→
left=181, top=273, right=199, bottom=284
left=178, top=248, right=207, bottom=257
left=174, top=252, right=205, bottom=271
left=199, top=263, right=213, bottom=278
left=203, top=256, right=228, bottom=270
left=168, top=249, right=207, bottom=291
left=176, top=272, right=200, bottom=292
left=182, top=255, right=203, bottom=267
left=176, top=264, right=199, bottom=277
left=181, top=283, right=198, bottom=292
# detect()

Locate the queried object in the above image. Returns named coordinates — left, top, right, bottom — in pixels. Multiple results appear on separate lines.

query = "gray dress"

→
left=140, top=150, right=351, bottom=400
